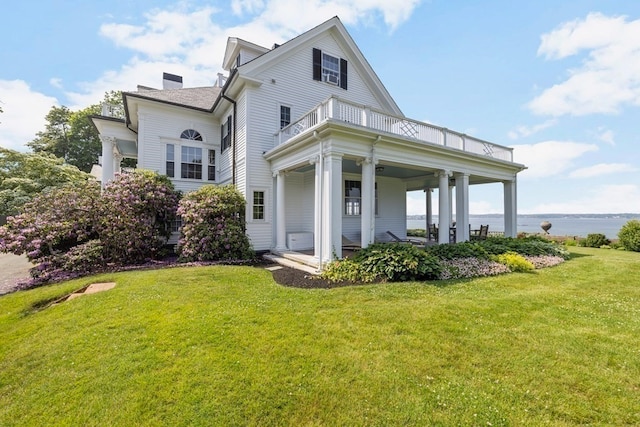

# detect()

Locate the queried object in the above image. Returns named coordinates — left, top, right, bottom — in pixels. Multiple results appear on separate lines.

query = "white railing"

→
left=101, top=103, right=125, bottom=119
left=275, top=96, right=513, bottom=162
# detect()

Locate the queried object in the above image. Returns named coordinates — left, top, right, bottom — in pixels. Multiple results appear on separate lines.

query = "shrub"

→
left=525, top=255, right=566, bottom=269
left=492, top=251, right=535, bottom=272
left=478, top=236, right=570, bottom=259
left=177, top=185, right=254, bottom=262
left=98, top=170, right=180, bottom=265
left=583, top=233, right=610, bottom=248
left=0, top=180, right=101, bottom=263
left=320, top=258, right=376, bottom=283
left=439, top=257, right=510, bottom=280
left=354, top=243, right=442, bottom=282
left=425, top=241, right=490, bottom=260
left=407, top=228, right=426, bottom=238
left=618, top=220, right=640, bottom=252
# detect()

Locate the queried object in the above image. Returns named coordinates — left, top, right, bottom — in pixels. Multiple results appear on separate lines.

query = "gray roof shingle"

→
left=126, top=86, right=221, bottom=111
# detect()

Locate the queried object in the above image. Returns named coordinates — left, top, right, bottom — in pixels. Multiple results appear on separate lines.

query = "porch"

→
left=265, top=96, right=526, bottom=270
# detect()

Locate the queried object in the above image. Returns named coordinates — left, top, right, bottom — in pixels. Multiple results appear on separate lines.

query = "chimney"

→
left=162, top=72, right=183, bottom=89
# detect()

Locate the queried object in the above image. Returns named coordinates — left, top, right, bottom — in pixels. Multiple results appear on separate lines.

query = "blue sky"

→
left=1, top=0, right=639, bottom=214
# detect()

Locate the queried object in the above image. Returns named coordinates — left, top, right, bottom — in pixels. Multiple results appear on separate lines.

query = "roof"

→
left=124, top=86, right=221, bottom=112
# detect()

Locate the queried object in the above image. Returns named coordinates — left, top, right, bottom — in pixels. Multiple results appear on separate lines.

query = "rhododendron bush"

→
left=98, top=170, right=179, bottom=264
left=177, top=185, right=254, bottom=262
left=0, top=170, right=180, bottom=286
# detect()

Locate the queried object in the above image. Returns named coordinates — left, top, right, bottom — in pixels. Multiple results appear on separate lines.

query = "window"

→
left=181, top=146, right=202, bottom=179
left=170, top=217, right=182, bottom=233
left=207, top=149, right=216, bottom=181
left=221, top=115, right=232, bottom=152
left=280, top=105, right=291, bottom=129
left=344, top=180, right=377, bottom=216
left=180, top=129, right=203, bottom=141
left=313, top=48, right=348, bottom=90
left=253, top=191, right=265, bottom=220
left=166, top=144, right=175, bottom=177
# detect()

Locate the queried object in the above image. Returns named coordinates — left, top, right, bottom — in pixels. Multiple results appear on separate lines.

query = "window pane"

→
left=166, top=161, right=174, bottom=178
left=208, top=165, right=215, bottom=181
left=280, top=105, right=291, bottom=129
left=253, top=191, right=265, bottom=220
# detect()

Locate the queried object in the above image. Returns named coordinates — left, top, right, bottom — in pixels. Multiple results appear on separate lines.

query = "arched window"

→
left=180, top=129, right=203, bottom=141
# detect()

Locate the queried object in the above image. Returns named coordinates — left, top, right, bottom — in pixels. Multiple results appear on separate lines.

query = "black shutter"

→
left=340, top=58, right=348, bottom=90
left=227, top=115, right=233, bottom=148
left=312, top=48, right=322, bottom=81
left=220, top=120, right=225, bottom=151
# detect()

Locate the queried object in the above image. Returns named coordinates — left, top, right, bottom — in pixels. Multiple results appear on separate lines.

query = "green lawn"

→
left=1, top=247, right=639, bottom=426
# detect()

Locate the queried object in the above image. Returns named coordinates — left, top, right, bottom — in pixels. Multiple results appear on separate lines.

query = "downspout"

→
left=221, top=93, right=237, bottom=185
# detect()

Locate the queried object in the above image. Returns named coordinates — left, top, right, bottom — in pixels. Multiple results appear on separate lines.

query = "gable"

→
left=234, top=17, right=402, bottom=116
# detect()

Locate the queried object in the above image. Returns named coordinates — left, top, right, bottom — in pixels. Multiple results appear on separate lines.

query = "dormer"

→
left=222, top=37, right=271, bottom=71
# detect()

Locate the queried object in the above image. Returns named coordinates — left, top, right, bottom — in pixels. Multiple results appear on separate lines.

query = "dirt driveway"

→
left=0, top=253, right=32, bottom=295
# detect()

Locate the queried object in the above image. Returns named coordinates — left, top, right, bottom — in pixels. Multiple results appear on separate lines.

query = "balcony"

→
left=101, top=103, right=125, bottom=119
left=275, top=96, right=513, bottom=162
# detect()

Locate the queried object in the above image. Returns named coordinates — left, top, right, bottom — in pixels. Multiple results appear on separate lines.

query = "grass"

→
left=1, top=247, right=639, bottom=426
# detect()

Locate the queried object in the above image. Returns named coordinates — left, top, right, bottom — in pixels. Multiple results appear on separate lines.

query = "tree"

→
left=28, top=91, right=124, bottom=173
left=0, top=147, right=92, bottom=216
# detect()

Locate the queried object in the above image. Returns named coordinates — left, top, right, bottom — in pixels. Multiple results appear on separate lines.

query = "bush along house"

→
left=91, top=16, right=526, bottom=270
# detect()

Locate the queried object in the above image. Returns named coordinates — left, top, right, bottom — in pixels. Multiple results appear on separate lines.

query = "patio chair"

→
left=427, top=223, right=438, bottom=241
left=385, top=230, right=424, bottom=246
left=470, top=224, right=489, bottom=241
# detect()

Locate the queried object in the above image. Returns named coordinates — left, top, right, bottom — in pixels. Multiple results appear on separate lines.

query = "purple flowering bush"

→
left=439, top=257, right=511, bottom=280
left=97, top=170, right=179, bottom=265
left=177, top=185, right=254, bottom=262
left=0, top=180, right=101, bottom=262
left=1, top=171, right=180, bottom=287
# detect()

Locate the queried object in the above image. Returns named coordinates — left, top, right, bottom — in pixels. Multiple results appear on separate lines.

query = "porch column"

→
left=504, top=178, right=517, bottom=237
left=436, top=170, right=451, bottom=244
left=425, top=188, right=433, bottom=234
left=313, top=155, right=323, bottom=264
left=360, top=157, right=375, bottom=248
left=113, top=153, right=123, bottom=176
left=324, top=153, right=343, bottom=260
left=449, top=184, right=454, bottom=227
left=100, top=136, right=116, bottom=188
left=455, top=172, right=470, bottom=242
left=274, top=170, right=287, bottom=250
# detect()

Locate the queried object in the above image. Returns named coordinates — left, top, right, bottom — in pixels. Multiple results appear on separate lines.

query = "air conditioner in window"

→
left=323, top=73, right=339, bottom=85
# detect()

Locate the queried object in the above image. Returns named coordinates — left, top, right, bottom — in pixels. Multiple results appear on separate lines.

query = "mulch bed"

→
left=268, top=265, right=367, bottom=289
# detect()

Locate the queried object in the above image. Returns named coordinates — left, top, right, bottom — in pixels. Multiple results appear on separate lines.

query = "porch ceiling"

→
left=116, top=139, right=138, bottom=158
left=292, top=159, right=504, bottom=190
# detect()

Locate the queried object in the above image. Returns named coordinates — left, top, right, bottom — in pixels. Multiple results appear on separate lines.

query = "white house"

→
left=91, top=16, right=526, bottom=269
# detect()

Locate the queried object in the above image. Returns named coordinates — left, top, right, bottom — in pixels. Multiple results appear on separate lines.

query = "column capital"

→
left=100, top=135, right=117, bottom=145
left=309, top=155, right=320, bottom=165
left=356, top=156, right=373, bottom=166
left=454, top=172, right=469, bottom=178
left=435, top=169, right=451, bottom=178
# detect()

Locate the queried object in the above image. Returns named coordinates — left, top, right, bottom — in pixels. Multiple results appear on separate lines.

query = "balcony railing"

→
left=101, top=103, right=125, bottom=119
left=275, top=96, right=513, bottom=162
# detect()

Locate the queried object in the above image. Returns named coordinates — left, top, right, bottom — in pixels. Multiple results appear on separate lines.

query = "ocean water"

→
left=407, top=215, right=640, bottom=239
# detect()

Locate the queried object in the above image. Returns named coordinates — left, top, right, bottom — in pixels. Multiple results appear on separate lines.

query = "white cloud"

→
left=508, top=119, right=557, bottom=140
left=529, top=12, right=640, bottom=116
left=0, top=80, right=59, bottom=151
left=49, top=78, right=63, bottom=89
left=569, top=163, right=638, bottom=179
left=597, top=128, right=615, bottom=146
left=512, top=140, right=598, bottom=178
left=65, top=1, right=421, bottom=107
left=524, top=184, right=640, bottom=214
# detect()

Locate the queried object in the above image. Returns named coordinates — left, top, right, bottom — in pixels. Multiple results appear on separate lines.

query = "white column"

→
left=275, top=170, right=287, bottom=250
left=360, top=157, right=375, bottom=248
left=504, top=178, right=517, bottom=237
left=100, top=136, right=116, bottom=188
left=313, top=156, right=323, bottom=263
left=455, top=172, right=470, bottom=242
left=113, top=153, right=123, bottom=176
left=449, top=185, right=454, bottom=227
left=324, top=153, right=343, bottom=260
left=426, top=188, right=433, bottom=236
left=436, top=170, right=451, bottom=244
